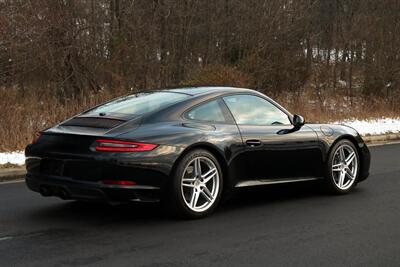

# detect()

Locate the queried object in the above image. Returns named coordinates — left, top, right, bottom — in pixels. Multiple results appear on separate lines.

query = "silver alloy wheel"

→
left=181, top=156, right=220, bottom=213
left=331, top=144, right=358, bottom=190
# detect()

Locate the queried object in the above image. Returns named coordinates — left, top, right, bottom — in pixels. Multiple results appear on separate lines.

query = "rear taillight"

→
left=94, top=139, right=158, bottom=152
left=32, top=132, right=42, bottom=144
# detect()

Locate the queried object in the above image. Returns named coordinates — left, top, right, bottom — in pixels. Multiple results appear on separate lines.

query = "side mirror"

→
left=293, top=114, right=305, bottom=127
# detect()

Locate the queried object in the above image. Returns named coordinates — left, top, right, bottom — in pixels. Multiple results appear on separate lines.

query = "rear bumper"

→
left=24, top=148, right=174, bottom=202
left=26, top=173, right=161, bottom=203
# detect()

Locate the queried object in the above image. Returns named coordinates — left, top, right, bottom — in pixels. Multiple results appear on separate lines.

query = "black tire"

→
left=324, top=139, right=360, bottom=194
left=166, top=149, right=223, bottom=219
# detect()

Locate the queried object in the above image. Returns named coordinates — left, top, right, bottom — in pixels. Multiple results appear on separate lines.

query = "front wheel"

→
left=324, top=140, right=360, bottom=194
left=167, top=149, right=223, bottom=218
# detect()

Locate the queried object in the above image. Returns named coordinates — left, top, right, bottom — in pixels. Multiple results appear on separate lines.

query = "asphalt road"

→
left=1, top=143, right=400, bottom=267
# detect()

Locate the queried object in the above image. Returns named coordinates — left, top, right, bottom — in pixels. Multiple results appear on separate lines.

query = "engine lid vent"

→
left=61, top=117, right=125, bottom=129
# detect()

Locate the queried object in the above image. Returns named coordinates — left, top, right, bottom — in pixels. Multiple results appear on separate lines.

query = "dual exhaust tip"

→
left=39, top=186, right=70, bottom=200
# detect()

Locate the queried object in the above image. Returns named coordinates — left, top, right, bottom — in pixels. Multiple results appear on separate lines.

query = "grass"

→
left=0, top=87, right=123, bottom=152
left=0, top=86, right=398, bottom=152
left=0, top=163, right=23, bottom=169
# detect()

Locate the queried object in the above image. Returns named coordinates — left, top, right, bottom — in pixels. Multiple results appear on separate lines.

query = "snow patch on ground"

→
left=0, top=151, right=25, bottom=166
left=1, top=118, right=400, bottom=166
left=337, top=118, right=400, bottom=135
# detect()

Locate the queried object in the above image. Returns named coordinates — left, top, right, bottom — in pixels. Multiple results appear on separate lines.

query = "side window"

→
left=223, top=95, right=291, bottom=125
left=186, top=100, right=226, bottom=123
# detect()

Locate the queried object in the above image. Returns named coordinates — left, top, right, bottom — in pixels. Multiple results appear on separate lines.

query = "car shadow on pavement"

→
left=225, top=181, right=326, bottom=208
left=27, top=180, right=363, bottom=225
left=27, top=200, right=167, bottom=228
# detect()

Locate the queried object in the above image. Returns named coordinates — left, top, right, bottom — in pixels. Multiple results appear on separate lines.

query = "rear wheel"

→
left=168, top=149, right=223, bottom=218
left=324, top=140, right=359, bottom=194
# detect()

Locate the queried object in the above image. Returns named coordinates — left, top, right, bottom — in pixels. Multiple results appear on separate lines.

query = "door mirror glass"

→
left=293, top=114, right=305, bottom=127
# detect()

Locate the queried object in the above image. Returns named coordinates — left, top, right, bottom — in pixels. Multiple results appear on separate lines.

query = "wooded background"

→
left=0, top=0, right=400, bottom=151
left=2, top=0, right=400, bottom=97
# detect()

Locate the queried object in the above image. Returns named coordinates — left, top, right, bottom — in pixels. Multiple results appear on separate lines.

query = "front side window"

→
left=186, top=100, right=226, bottom=123
left=223, top=95, right=291, bottom=125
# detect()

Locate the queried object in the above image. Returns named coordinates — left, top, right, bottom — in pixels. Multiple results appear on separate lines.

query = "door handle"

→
left=246, top=139, right=262, bottom=147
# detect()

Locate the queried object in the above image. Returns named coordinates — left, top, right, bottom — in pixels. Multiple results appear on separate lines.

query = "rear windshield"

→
left=83, top=91, right=189, bottom=117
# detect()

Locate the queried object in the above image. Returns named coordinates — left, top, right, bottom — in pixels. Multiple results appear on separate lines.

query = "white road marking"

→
left=0, top=232, right=44, bottom=242
left=0, top=236, right=13, bottom=241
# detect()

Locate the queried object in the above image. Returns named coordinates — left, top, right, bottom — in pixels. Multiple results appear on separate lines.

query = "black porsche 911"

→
left=25, top=86, right=370, bottom=218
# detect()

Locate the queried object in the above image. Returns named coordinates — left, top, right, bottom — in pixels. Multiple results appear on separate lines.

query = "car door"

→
left=222, top=94, right=323, bottom=182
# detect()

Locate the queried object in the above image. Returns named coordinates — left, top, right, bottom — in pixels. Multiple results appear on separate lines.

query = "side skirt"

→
left=235, top=177, right=322, bottom=188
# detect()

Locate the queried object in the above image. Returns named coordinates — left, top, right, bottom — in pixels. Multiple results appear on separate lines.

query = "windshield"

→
left=83, top=91, right=189, bottom=118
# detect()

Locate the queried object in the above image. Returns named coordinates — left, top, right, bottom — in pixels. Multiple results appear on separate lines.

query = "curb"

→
left=0, top=168, right=26, bottom=183
left=0, top=133, right=399, bottom=183
left=362, top=133, right=400, bottom=144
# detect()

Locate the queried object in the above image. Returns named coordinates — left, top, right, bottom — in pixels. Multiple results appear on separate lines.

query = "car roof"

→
left=138, top=86, right=294, bottom=123
left=161, top=86, right=255, bottom=96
